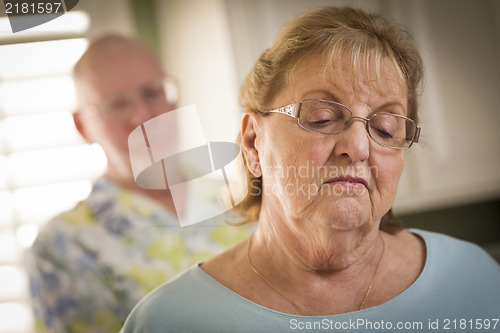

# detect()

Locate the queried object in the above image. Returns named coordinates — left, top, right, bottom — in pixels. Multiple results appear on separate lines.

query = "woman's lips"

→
left=324, top=176, right=368, bottom=189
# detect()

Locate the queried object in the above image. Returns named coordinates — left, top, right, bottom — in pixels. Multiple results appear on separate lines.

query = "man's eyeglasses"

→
left=81, top=77, right=178, bottom=122
left=264, top=98, right=421, bottom=149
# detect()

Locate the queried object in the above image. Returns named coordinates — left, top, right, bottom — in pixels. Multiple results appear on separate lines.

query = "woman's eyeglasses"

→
left=264, top=98, right=420, bottom=149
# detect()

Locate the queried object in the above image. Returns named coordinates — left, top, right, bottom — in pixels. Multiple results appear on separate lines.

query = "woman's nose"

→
left=332, top=118, right=370, bottom=162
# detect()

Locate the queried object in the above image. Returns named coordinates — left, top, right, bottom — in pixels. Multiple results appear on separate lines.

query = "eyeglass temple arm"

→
left=267, top=103, right=299, bottom=118
left=413, top=126, right=421, bottom=143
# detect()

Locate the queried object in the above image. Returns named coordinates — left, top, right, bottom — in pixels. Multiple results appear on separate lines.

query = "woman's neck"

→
left=248, top=215, right=386, bottom=315
left=255, top=206, right=381, bottom=271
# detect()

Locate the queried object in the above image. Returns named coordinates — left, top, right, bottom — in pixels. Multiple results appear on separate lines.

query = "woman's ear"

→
left=241, top=112, right=262, bottom=177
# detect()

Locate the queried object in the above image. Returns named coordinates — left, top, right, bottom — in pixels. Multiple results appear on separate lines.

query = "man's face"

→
left=74, top=43, right=176, bottom=185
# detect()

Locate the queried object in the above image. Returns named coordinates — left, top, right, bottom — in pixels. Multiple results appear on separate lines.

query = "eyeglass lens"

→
left=298, top=99, right=416, bottom=148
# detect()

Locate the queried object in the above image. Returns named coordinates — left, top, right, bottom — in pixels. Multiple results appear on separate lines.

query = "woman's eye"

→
left=369, top=115, right=402, bottom=139
left=373, top=127, right=394, bottom=138
left=313, top=118, right=331, bottom=125
left=308, top=110, right=338, bottom=123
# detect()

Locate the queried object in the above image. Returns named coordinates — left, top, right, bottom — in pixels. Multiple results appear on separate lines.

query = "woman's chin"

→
left=318, top=197, right=371, bottom=231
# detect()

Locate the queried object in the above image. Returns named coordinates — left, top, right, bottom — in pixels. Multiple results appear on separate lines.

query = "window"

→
left=0, top=10, right=106, bottom=333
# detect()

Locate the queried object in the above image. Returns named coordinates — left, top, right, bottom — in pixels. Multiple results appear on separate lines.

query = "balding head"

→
left=73, top=34, right=165, bottom=107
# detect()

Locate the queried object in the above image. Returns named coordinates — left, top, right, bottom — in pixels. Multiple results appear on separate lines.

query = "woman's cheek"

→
left=371, top=152, right=404, bottom=198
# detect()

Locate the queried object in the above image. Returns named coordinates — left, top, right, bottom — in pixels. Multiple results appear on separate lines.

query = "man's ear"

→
left=73, top=111, right=91, bottom=143
left=241, top=112, right=262, bottom=177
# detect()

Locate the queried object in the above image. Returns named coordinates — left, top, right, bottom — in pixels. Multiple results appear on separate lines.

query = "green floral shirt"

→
left=27, top=177, right=251, bottom=333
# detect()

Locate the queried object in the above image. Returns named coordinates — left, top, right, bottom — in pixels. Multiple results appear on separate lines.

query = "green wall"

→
left=128, top=0, right=162, bottom=57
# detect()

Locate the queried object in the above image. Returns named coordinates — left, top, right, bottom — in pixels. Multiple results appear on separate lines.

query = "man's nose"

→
left=128, top=95, right=157, bottom=126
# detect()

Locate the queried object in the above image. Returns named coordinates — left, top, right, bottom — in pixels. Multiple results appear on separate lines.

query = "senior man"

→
left=27, top=35, right=248, bottom=333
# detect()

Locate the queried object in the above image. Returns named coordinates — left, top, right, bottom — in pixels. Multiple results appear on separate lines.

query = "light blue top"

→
left=121, top=229, right=500, bottom=332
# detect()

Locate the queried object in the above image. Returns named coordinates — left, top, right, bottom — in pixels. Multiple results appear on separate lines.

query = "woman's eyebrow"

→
left=299, top=89, right=342, bottom=103
left=373, top=101, right=407, bottom=116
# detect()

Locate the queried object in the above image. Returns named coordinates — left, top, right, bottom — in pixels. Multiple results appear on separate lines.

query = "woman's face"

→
left=253, top=54, right=407, bottom=236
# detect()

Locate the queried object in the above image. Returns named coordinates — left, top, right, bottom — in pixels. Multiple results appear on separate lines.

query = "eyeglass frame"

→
left=261, top=98, right=421, bottom=150
left=77, top=77, right=178, bottom=122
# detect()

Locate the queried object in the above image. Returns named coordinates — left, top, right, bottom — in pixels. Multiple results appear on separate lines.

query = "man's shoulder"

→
left=30, top=201, right=95, bottom=255
left=39, top=200, right=96, bottom=231
left=34, top=177, right=134, bottom=241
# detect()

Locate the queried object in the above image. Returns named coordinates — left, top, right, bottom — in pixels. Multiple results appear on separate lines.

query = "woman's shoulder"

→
left=200, top=239, right=251, bottom=291
left=121, top=258, right=270, bottom=333
left=405, top=229, right=500, bottom=316
left=411, top=228, right=496, bottom=258
left=122, top=265, right=210, bottom=331
left=410, top=228, right=500, bottom=280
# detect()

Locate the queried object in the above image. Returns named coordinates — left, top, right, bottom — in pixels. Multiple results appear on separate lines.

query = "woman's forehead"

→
left=287, top=53, right=407, bottom=97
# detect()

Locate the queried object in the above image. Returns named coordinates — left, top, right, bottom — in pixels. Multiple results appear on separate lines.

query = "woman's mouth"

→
left=323, top=176, right=368, bottom=189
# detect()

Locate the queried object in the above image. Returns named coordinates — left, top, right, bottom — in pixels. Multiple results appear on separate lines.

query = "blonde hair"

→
left=234, top=6, right=423, bottom=233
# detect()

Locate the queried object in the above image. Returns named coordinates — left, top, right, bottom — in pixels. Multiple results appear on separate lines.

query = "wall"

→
left=156, top=0, right=242, bottom=150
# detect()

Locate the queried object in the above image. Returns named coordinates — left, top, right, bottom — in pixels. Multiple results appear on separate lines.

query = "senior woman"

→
left=123, top=6, right=500, bottom=332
